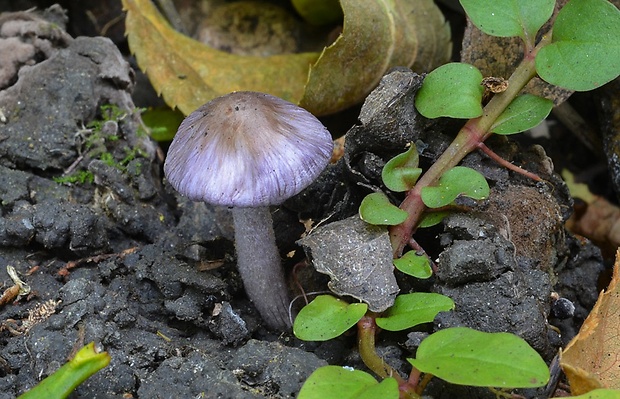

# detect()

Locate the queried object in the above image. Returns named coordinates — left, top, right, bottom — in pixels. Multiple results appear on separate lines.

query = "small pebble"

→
left=551, top=297, right=575, bottom=319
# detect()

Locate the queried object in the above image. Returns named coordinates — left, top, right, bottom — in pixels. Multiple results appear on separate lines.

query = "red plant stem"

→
left=389, top=36, right=546, bottom=257
left=477, top=142, right=542, bottom=182
left=408, top=367, right=421, bottom=386
left=388, top=122, right=481, bottom=257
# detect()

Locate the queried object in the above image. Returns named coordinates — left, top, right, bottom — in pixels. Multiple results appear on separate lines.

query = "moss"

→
left=54, top=104, right=147, bottom=186
left=53, top=170, right=94, bottom=185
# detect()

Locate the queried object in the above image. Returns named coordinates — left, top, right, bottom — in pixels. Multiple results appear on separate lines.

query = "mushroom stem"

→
left=231, top=206, right=291, bottom=329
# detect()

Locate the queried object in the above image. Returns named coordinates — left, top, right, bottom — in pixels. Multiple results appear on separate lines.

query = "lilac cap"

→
left=164, top=91, right=334, bottom=207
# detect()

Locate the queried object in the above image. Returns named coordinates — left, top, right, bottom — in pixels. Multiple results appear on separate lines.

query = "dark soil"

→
left=0, top=4, right=611, bottom=399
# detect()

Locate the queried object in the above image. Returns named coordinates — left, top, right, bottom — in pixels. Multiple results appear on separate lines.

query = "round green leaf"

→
left=359, top=193, right=408, bottom=226
left=415, top=63, right=484, bottom=119
left=357, top=378, right=399, bottom=399
left=418, top=211, right=451, bottom=228
left=375, top=293, right=454, bottom=331
left=298, top=366, right=399, bottom=399
left=293, top=295, right=367, bottom=341
left=393, top=251, right=433, bottom=279
left=491, top=94, right=553, bottom=135
left=421, top=166, right=489, bottom=208
left=460, top=0, right=554, bottom=41
left=536, top=0, right=620, bottom=91
left=141, top=107, right=184, bottom=142
left=382, top=144, right=422, bottom=192
left=408, top=327, right=550, bottom=388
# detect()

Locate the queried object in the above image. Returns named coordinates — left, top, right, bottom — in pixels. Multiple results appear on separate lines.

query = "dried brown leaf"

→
left=297, top=216, right=399, bottom=312
left=567, top=196, right=620, bottom=258
left=124, top=0, right=451, bottom=116
left=409, top=0, right=452, bottom=73
left=122, top=0, right=318, bottom=115
left=561, top=250, right=620, bottom=394
left=300, top=0, right=450, bottom=115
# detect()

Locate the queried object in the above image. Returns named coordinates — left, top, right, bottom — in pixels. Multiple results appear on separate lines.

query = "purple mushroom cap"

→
left=164, top=91, right=333, bottom=207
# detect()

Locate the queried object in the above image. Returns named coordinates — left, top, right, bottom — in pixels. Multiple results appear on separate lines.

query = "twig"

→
left=58, top=247, right=139, bottom=277
left=0, top=266, right=31, bottom=307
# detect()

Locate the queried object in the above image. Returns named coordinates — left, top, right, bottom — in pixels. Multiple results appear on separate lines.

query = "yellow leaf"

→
left=122, top=0, right=319, bottom=115
left=562, top=169, right=597, bottom=204
left=123, top=0, right=450, bottom=116
left=300, top=0, right=451, bottom=115
left=561, top=249, right=620, bottom=395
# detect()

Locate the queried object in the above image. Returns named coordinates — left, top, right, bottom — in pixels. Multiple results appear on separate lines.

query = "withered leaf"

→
left=298, top=216, right=399, bottom=312
left=123, top=0, right=450, bottom=116
left=300, top=0, right=451, bottom=115
left=561, top=249, right=620, bottom=395
left=122, top=0, right=318, bottom=115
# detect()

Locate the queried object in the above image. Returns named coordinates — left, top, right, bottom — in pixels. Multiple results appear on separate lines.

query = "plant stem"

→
left=358, top=314, right=403, bottom=382
left=389, top=37, right=546, bottom=257
left=416, top=373, right=434, bottom=395
left=357, top=315, right=420, bottom=399
left=17, top=342, right=110, bottom=399
left=477, top=142, right=542, bottom=182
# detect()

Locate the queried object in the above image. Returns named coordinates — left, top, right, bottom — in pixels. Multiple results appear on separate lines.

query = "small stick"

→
left=58, top=247, right=139, bottom=277
left=0, top=266, right=31, bottom=307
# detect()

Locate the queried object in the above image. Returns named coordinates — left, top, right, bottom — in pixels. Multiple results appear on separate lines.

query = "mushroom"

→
left=164, top=91, right=333, bottom=330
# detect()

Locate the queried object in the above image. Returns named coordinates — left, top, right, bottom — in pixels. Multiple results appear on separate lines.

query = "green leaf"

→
left=536, top=0, right=620, bottom=91
left=408, top=327, right=550, bottom=388
left=565, top=389, right=620, bottom=399
left=298, top=366, right=399, bottom=399
left=359, top=193, right=408, bottom=226
left=376, top=293, right=454, bottom=331
left=141, top=107, right=185, bottom=142
left=418, top=211, right=451, bottom=228
left=293, top=295, right=367, bottom=341
left=421, top=166, right=489, bottom=208
left=460, top=0, right=554, bottom=41
left=357, top=378, right=399, bottom=399
left=18, top=342, right=110, bottom=399
left=491, top=94, right=553, bottom=135
left=393, top=251, right=433, bottom=279
left=382, top=144, right=422, bottom=192
left=415, top=63, right=484, bottom=119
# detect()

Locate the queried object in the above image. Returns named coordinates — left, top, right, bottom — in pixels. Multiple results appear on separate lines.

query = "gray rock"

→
left=0, top=9, right=173, bottom=255
left=209, top=301, right=250, bottom=346
left=434, top=213, right=555, bottom=358
left=229, top=339, right=327, bottom=398
left=137, top=351, right=261, bottom=399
